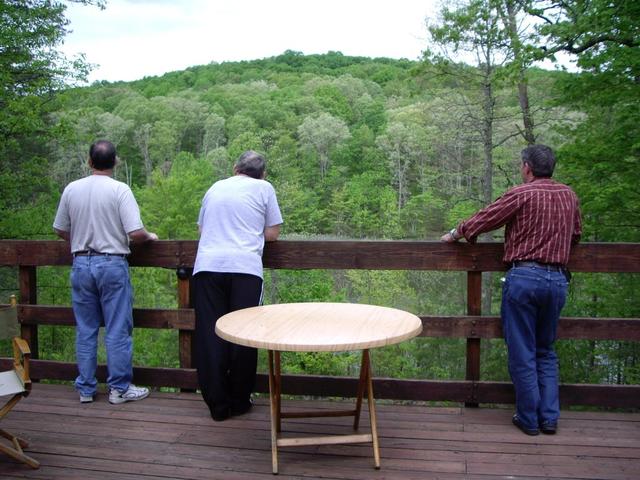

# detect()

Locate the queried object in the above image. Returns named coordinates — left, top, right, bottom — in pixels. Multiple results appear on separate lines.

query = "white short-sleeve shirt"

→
left=194, top=175, right=283, bottom=279
left=53, top=175, right=144, bottom=254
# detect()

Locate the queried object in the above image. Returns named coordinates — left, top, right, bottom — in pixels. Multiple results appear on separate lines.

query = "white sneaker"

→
left=79, top=394, right=95, bottom=403
left=109, top=384, right=149, bottom=404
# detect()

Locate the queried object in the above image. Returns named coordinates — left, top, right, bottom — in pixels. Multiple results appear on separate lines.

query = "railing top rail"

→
left=0, top=240, right=639, bottom=273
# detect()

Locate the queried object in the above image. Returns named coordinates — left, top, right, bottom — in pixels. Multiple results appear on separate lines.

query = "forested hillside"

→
left=6, top=52, right=587, bottom=241
left=1, top=0, right=638, bottom=389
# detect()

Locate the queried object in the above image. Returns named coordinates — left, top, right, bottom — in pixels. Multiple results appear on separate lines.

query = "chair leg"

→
left=0, top=429, right=40, bottom=469
left=0, top=427, right=28, bottom=448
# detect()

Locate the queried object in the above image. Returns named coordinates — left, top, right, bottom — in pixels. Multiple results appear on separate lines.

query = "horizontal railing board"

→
left=422, top=315, right=640, bottom=341
left=2, top=358, right=637, bottom=408
left=556, top=317, right=640, bottom=341
left=17, top=305, right=194, bottom=330
left=262, top=240, right=506, bottom=271
left=259, top=374, right=640, bottom=408
left=473, top=381, right=640, bottom=409
left=264, top=241, right=640, bottom=272
left=0, top=240, right=196, bottom=269
left=11, top=304, right=640, bottom=341
left=422, top=316, right=502, bottom=338
left=556, top=383, right=640, bottom=409
left=1, top=240, right=639, bottom=272
left=0, top=359, right=198, bottom=389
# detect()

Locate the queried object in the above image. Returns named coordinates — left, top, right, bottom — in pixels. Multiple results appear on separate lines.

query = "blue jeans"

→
left=71, top=255, right=133, bottom=396
left=501, top=265, right=568, bottom=430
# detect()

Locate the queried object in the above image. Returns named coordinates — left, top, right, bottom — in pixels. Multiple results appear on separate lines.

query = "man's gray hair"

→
left=235, top=150, right=266, bottom=179
left=521, top=144, right=556, bottom=178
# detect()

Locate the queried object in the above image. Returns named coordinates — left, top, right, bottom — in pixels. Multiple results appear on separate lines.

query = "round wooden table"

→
left=216, top=302, right=423, bottom=474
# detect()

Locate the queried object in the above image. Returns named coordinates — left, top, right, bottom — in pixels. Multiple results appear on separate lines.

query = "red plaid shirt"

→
left=458, top=179, right=582, bottom=265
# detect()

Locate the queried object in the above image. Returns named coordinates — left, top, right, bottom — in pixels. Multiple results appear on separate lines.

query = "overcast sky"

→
left=61, top=0, right=441, bottom=83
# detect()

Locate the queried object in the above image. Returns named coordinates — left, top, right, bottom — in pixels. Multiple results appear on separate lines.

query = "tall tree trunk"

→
left=134, top=124, right=152, bottom=186
left=504, top=1, right=536, bottom=144
left=482, top=78, right=494, bottom=208
left=319, top=150, right=328, bottom=180
left=517, top=80, right=535, bottom=145
left=480, top=64, right=495, bottom=316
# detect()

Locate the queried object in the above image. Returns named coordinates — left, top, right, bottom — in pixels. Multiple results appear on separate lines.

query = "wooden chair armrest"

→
left=12, top=337, right=31, bottom=387
left=13, top=337, right=31, bottom=356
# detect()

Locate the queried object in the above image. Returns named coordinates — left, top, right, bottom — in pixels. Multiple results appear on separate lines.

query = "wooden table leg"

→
left=275, top=351, right=282, bottom=433
left=268, top=350, right=279, bottom=474
left=353, top=349, right=368, bottom=430
left=364, top=349, right=380, bottom=469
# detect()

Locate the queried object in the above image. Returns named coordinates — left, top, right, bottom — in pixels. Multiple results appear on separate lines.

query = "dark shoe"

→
left=540, top=422, right=557, bottom=435
left=231, top=399, right=253, bottom=417
left=208, top=403, right=231, bottom=422
left=512, top=415, right=539, bottom=436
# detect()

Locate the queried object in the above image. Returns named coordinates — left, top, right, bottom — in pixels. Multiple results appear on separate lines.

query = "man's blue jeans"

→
left=71, top=255, right=133, bottom=396
left=501, top=265, right=568, bottom=430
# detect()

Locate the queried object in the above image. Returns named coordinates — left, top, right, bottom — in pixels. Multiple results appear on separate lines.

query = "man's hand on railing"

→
left=129, top=228, right=158, bottom=243
left=441, top=228, right=461, bottom=243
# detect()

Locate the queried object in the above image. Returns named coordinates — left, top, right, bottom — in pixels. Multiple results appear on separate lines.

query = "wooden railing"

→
left=1, top=240, right=639, bottom=408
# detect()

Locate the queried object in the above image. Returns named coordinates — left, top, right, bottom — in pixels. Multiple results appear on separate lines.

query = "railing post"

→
left=19, top=266, right=39, bottom=361
left=176, top=267, right=195, bottom=392
left=466, top=271, right=482, bottom=407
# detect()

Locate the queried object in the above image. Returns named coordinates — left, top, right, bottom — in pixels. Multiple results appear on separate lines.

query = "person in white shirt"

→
left=192, top=150, right=283, bottom=421
left=53, top=140, right=158, bottom=405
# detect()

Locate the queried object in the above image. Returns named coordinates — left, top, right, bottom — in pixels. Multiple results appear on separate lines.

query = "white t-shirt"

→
left=193, top=175, right=283, bottom=279
left=53, top=175, right=144, bottom=254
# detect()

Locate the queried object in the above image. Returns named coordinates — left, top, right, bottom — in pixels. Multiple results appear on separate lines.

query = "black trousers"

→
left=191, top=272, right=263, bottom=415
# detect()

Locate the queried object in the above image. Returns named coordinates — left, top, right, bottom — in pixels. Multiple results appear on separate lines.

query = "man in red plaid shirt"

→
left=442, top=144, right=582, bottom=436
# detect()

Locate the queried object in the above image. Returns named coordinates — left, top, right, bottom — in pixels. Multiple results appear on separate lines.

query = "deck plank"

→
left=1, top=384, right=638, bottom=479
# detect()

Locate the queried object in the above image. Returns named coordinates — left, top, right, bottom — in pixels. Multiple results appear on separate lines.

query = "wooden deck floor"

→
left=0, top=383, right=638, bottom=479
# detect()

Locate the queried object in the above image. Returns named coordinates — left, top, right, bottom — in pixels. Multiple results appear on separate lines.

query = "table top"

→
left=215, top=302, right=423, bottom=352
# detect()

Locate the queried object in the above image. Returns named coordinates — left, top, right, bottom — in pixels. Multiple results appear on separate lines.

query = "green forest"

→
left=1, top=0, right=638, bottom=390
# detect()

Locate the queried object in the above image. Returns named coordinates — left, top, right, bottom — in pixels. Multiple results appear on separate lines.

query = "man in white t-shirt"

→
left=53, top=140, right=158, bottom=405
left=193, top=150, right=283, bottom=421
